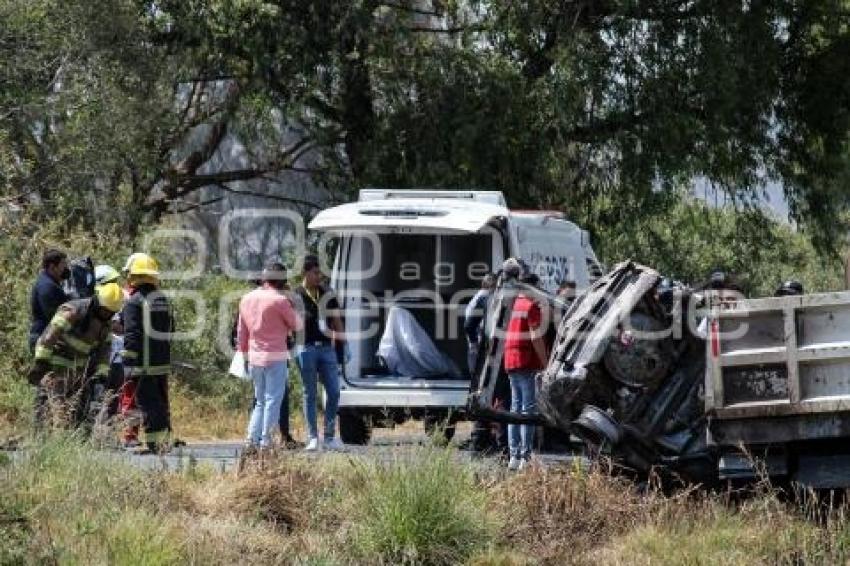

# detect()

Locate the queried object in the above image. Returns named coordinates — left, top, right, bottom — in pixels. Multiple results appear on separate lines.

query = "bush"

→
left=348, top=448, right=494, bottom=565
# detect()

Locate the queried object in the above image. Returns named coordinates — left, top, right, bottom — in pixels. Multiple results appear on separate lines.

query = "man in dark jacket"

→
left=29, top=249, right=71, bottom=428
left=294, top=255, right=345, bottom=451
left=121, top=253, right=174, bottom=453
left=29, top=249, right=70, bottom=352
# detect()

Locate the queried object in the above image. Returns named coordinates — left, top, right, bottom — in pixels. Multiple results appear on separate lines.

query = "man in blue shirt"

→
left=29, top=249, right=70, bottom=352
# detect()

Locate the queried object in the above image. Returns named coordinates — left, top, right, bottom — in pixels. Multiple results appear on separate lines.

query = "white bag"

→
left=228, top=351, right=250, bottom=380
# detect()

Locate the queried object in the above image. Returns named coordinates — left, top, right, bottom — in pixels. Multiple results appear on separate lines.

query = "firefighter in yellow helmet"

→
left=120, top=253, right=175, bottom=452
left=28, top=282, right=124, bottom=429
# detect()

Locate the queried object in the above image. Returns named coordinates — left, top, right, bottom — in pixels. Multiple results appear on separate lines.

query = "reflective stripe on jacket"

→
left=34, top=298, right=112, bottom=375
left=121, top=284, right=173, bottom=376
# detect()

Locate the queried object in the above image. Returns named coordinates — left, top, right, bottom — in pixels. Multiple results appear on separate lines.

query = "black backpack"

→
left=63, top=256, right=96, bottom=299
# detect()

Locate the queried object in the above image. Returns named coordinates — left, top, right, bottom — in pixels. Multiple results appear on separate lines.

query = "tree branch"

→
left=379, top=1, right=441, bottom=17
left=162, top=196, right=226, bottom=215
left=146, top=134, right=326, bottom=212
left=212, top=183, right=323, bottom=210
left=158, top=80, right=241, bottom=164
left=404, top=24, right=485, bottom=33
left=305, top=94, right=342, bottom=123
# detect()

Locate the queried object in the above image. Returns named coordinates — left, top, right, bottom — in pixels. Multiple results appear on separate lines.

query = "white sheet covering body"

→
left=377, top=306, right=462, bottom=378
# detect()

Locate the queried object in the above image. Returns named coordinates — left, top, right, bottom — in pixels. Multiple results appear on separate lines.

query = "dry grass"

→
left=492, top=460, right=664, bottom=564
left=8, top=436, right=850, bottom=565
left=169, top=383, right=250, bottom=440
left=169, top=381, right=316, bottom=442
left=590, top=494, right=828, bottom=566
left=211, top=467, right=317, bottom=529
left=159, top=451, right=346, bottom=563
left=491, top=459, right=850, bottom=565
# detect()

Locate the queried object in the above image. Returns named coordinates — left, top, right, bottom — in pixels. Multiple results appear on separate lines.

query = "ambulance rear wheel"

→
left=339, top=409, right=372, bottom=445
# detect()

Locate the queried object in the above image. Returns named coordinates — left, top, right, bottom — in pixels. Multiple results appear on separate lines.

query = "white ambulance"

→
left=308, top=189, right=602, bottom=443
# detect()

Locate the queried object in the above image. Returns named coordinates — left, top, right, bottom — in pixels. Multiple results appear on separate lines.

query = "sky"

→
left=693, top=178, right=790, bottom=223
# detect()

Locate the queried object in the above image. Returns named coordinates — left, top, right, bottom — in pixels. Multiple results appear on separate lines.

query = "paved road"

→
left=123, top=433, right=584, bottom=473
left=3, top=428, right=585, bottom=474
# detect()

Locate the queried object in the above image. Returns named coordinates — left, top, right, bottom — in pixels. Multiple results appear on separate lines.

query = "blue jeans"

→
left=508, top=371, right=536, bottom=460
left=251, top=384, right=291, bottom=436
left=297, top=344, right=340, bottom=441
left=247, top=361, right=288, bottom=447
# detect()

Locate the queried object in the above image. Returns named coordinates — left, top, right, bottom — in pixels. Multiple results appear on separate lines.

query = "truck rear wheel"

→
left=339, top=409, right=372, bottom=445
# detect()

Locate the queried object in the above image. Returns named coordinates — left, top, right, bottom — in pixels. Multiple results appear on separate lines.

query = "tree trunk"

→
left=338, top=10, right=376, bottom=181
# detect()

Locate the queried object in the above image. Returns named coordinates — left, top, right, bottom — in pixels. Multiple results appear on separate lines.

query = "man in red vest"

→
left=503, top=267, right=549, bottom=471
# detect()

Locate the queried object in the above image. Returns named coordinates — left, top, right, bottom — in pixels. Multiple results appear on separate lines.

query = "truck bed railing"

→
left=707, top=291, right=850, bottom=420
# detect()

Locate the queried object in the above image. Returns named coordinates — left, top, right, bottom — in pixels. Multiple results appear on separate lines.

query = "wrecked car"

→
left=470, top=261, right=850, bottom=488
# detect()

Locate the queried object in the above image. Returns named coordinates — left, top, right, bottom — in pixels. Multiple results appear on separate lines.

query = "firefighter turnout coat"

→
left=121, top=284, right=173, bottom=377
left=34, top=297, right=112, bottom=377
left=120, top=283, right=174, bottom=444
left=32, top=297, right=112, bottom=427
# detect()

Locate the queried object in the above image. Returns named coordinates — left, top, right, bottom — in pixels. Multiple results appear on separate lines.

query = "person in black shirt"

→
left=29, top=249, right=70, bottom=428
left=29, top=249, right=70, bottom=352
left=294, top=255, right=345, bottom=451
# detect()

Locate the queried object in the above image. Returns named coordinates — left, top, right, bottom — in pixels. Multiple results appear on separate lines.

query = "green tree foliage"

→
left=2, top=0, right=850, bottom=249
left=585, top=191, right=844, bottom=295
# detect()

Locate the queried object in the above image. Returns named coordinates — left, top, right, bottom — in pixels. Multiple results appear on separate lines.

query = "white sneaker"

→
left=518, top=458, right=528, bottom=471
left=507, top=457, right=521, bottom=471
left=324, top=437, right=345, bottom=452
left=305, top=437, right=320, bottom=452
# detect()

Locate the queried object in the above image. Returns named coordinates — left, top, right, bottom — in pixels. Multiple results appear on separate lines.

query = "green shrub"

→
left=349, top=448, right=495, bottom=565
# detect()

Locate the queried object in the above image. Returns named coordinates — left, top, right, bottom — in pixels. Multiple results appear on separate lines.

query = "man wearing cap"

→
left=237, top=262, right=303, bottom=449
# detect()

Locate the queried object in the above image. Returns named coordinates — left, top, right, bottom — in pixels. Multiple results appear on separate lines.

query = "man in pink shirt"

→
left=237, top=262, right=303, bottom=448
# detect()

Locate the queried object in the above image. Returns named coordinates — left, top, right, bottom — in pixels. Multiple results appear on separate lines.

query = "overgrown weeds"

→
left=8, top=436, right=850, bottom=565
left=1, top=433, right=181, bottom=564
left=346, top=448, right=495, bottom=565
left=494, top=460, right=662, bottom=562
